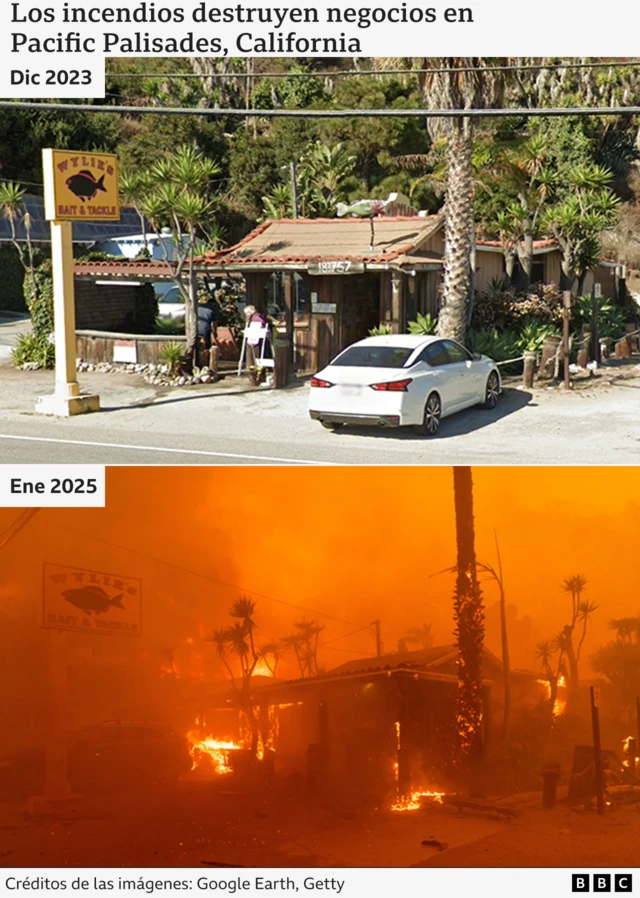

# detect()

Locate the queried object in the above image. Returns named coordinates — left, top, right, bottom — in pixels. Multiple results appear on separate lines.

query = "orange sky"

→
left=0, top=466, right=637, bottom=678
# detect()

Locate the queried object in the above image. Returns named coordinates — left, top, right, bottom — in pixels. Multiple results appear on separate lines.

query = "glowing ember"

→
left=391, top=790, right=445, bottom=811
left=557, top=675, right=566, bottom=688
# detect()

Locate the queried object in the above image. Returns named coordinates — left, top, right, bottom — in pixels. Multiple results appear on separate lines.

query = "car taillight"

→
left=311, top=376, right=334, bottom=388
left=370, top=378, right=413, bottom=392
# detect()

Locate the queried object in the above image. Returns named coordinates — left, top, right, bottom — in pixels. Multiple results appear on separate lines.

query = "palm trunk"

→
left=437, top=120, right=474, bottom=344
left=452, top=466, right=485, bottom=762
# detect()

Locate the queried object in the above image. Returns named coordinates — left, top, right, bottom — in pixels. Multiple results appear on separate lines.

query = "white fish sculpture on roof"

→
left=336, top=199, right=387, bottom=218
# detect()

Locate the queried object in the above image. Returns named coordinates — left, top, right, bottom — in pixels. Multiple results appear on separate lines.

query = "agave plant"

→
left=407, top=312, right=437, bottom=335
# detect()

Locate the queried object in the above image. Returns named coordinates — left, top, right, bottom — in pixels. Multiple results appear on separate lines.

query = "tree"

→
left=591, top=616, right=640, bottom=722
left=282, top=619, right=325, bottom=678
left=119, top=171, right=151, bottom=255
left=543, top=162, right=620, bottom=290
left=452, top=466, right=485, bottom=762
left=208, top=596, right=266, bottom=757
left=132, top=144, right=221, bottom=361
left=0, top=181, right=38, bottom=305
left=416, top=60, right=507, bottom=342
left=539, top=574, right=598, bottom=711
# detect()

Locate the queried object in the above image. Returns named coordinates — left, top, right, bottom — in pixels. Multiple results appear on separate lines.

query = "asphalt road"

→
left=0, top=363, right=639, bottom=465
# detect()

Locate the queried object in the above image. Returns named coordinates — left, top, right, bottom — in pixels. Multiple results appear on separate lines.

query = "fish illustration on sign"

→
left=66, top=170, right=108, bottom=202
left=62, top=586, right=125, bottom=615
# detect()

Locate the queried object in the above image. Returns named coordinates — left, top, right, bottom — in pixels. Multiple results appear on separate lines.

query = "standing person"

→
left=243, top=305, right=272, bottom=364
left=197, top=298, right=220, bottom=349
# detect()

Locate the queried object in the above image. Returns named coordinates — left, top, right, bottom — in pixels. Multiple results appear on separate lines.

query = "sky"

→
left=0, top=465, right=637, bottom=683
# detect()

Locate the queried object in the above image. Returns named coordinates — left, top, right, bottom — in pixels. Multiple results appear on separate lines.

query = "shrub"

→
left=159, top=341, right=186, bottom=375
left=572, top=294, right=626, bottom=340
left=368, top=323, right=393, bottom=336
left=471, top=284, right=566, bottom=330
left=12, top=332, right=54, bottom=368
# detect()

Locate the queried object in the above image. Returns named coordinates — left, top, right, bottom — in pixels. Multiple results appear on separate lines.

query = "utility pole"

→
left=290, top=160, right=299, bottom=219
left=372, top=620, right=382, bottom=657
left=562, top=290, right=571, bottom=389
left=590, top=686, right=605, bottom=814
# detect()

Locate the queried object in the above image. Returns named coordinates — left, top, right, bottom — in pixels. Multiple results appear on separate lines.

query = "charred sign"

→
left=42, top=563, right=141, bottom=635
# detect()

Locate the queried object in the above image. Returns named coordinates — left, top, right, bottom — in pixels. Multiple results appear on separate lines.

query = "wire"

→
left=106, top=60, right=640, bottom=80
left=59, top=524, right=365, bottom=628
left=319, top=625, right=371, bottom=647
left=3, top=100, right=640, bottom=118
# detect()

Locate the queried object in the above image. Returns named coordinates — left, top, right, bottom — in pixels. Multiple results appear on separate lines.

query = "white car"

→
left=157, top=286, right=186, bottom=320
left=308, top=334, right=501, bottom=436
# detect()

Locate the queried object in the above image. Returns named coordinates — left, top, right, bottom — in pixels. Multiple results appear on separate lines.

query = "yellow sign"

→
left=42, top=563, right=142, bottom=636
left=43, top=149, right=120, bottom=222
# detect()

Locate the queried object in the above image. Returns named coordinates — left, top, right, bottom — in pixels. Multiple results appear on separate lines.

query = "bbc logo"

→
left=573, top=875, right=633, bottom=892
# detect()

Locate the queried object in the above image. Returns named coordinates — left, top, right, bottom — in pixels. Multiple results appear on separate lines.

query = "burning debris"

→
left=188, top=732, right=243, bottom=775
left=391, top=790, right=445, bottom=811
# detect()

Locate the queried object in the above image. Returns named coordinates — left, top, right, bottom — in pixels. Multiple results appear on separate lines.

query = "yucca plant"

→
left=159, top=342, right=186, bottom=375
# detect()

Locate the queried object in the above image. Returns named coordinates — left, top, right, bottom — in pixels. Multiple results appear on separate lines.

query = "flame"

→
left=552, top=698, right=566, bottom=718
left=557, top=675, right=566, bottom=688
left=391, top=791, right=445, bottom=811
left=536, top=678, right=552, bottom=700
left=252, top=658, right=276, bottom=678
left=187, top=733, right=242, bottom=774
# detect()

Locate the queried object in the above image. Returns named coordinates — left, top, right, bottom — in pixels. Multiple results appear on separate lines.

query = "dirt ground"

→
left=1, top=778, right=639, bottom=869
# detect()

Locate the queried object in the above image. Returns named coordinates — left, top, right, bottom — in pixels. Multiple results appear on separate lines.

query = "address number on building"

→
left=309, top=260, right=364, bottom=275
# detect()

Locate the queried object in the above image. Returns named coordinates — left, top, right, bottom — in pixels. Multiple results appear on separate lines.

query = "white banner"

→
left=0, top=869, right=637, bottom=897
left=1, top=1, right=640, bottom=99
left=0, top=465, right=105, bottom=507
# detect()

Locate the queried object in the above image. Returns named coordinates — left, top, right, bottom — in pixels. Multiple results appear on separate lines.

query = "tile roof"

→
left=200, top=215, right=443, bottom=268
left=476, top=237, right=558, bottom=251
left=74, top=260, right=175, bottom=279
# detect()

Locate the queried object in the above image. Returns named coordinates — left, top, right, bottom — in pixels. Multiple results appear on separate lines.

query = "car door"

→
left=441, top=340, right=477, bottom=409
left=414, top=341, right=459, bottom=415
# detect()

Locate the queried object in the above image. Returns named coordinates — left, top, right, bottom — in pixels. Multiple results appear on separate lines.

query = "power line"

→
left=60, top=524, right=364, bottom=629
left=106, top=59, right=640, bottom=80
left=3, top=100, right=640, bottom=119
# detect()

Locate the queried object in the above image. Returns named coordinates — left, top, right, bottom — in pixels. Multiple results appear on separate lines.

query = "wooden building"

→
left=200, top=215, right=444, bottom=373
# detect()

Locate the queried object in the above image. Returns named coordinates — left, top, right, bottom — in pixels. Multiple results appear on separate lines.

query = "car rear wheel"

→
left=321, top=421, right=344, bottom=432
left=415, top=393, right=441, bottom=436
left=482, top=371, right=500, bottom=409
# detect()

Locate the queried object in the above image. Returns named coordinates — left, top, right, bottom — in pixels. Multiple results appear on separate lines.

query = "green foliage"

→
left=572, top=294, right=627, bottom=340
left=407, top=312, right=437, bottom=335
left=159, top=341, right=186, bottom=374
left=368, top=323, right=393, bottom=336
left=12, top=332, right=54, bottom=368
left=466, top=327, right=522, bottom=362
left=24, top=261, right=54, bottom=341
left=0, top=245, right=26, bottom=312
left=155, top=317, right=184, bottom=336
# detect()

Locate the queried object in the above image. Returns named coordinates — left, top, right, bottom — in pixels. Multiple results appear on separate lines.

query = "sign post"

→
left=562, top=291, right=571, bottom=389
left=36, top=149, right=120, bottom=417
left=30, top=563, right=142, bottom=815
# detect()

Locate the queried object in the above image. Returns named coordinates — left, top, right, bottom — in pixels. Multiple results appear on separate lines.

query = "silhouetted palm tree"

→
left=452, top=466, right=485, bottom=760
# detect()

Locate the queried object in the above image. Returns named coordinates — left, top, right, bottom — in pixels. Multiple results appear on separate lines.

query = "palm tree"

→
left=452, top=466, right=485, bottom=761
left=119, top=171, right=151, bottom=255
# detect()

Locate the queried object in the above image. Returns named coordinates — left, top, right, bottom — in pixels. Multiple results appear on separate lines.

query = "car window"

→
left=416, top=341, right=449, bottom=367
left=443, top=340, right=471, bottom=363
left=332, top=346, right=415, bottom=368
